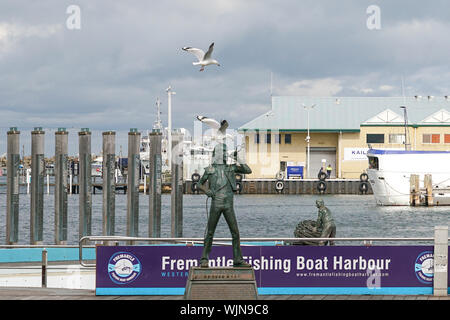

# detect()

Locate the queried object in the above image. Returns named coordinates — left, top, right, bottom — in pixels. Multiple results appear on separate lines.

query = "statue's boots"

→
left=199, top=259, right=209, bottom=268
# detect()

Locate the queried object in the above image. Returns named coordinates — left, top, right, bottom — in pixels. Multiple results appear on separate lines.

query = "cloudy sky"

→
left=1, top=0, right=450, bottom=154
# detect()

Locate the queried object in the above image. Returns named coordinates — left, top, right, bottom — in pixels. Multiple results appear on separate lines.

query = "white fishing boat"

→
left=366, top=149, right=450, bottom=205
left=139, top=130, right=171, bottom=175
left=90, top=156, right=123, bottom=179
left=91, top=157, right=103, bottom=177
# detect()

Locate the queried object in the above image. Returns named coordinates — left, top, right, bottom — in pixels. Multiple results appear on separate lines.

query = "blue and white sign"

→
left=414, top=251, right=434, bottom=284
left=287, top=166, right=303, bottom=179
left=108, top=252, right=142, bottom=285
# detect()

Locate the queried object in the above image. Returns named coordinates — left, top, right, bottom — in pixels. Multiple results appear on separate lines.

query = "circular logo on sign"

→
left=414, top=251, right=434, bottom=284
left=108, top=252, right=142, bottom=285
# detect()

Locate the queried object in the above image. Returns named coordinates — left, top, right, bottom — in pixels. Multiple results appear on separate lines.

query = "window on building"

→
left=366, top=134, right=384, bottom=143
left=254, top=133, right=260, bottom=144
left=265, top=133, right=271, bottom=144
left=432, top=134, right=440, bottom=143
left=389, top=134, right=405, bottom=144
left=284, top=134, right=292, bottom=144
left=423, top=134, right=440, bottom=144
left=444, top=134, right=450, bottom=144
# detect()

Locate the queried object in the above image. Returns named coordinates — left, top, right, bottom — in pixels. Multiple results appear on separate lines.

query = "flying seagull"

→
left=196, top=115, right=232, bottom=141
left=182, top=42, right=220, bottom=71
left=196, top=116, right=228, bottom=134
left=197, top=116, right=239, bottom=160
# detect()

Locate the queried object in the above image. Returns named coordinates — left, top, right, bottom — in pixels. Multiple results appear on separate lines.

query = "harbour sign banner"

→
left=96, top=245, right=449, bottom=295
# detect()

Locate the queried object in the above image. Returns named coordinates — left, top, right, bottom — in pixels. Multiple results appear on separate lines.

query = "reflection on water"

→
left=0, top=191, right=448, bottom=245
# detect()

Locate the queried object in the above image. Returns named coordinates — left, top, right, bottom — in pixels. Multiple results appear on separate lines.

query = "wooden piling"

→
left=127, top=128, right=140, bottom=240
left=149, top=130, right=162, bottom=237
left=78, top=128, right=92, bottom=239
left=409, top=174, right=420, bottom=206
left=30, top=127, right=45, bottom=245
left=54, top=128, right=68, bottom=244
left=424, top=174, right=433, bottom=206
left=171, top=133, right=183, bottom=238
left=102, top=131, right=116, bottom=238
left=6, top=127, right=20, bottom=244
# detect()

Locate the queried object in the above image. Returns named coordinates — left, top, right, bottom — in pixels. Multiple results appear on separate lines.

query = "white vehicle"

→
left=367, top=149, right=450, bottom=206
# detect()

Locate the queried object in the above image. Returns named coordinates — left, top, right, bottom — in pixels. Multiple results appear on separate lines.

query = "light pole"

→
left=303, top=104, right=315, bottom=179
left=166, top=86, right=176, bottom=170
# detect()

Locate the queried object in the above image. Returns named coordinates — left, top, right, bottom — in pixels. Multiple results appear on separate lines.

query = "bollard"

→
left=55, top=128, right=68, bottom=244
left=6, top=127, right=20, bottom=244
left=30, top=127, right=45, bottom=245
left=78, top=128, right=92, bottom=239
left=149, top=130, right=162, bottom=237
left=127, top=128, right=141, bottom=240
left=433, top=226, right=448, bottom=296
left=171, top=133, right=183, bottom=238
left=102, top=131, right=116, bottom=238
left=42, top=248, right=47, bottom=288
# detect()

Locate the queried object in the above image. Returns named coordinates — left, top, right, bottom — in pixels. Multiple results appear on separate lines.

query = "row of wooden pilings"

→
left=5, top=127, right=184, bottom=245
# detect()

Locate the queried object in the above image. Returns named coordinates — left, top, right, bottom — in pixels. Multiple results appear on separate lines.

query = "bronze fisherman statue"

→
left=315, top=199, right=336, bottom=245
left=197, top=142, right=252, bottom=268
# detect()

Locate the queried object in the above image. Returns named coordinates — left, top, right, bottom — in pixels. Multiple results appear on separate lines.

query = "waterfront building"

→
left=238, top=96, right=450, bottom=179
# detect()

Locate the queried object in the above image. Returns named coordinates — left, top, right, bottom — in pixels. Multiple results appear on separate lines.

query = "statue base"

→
left=184, top=267, right=258, bottom=300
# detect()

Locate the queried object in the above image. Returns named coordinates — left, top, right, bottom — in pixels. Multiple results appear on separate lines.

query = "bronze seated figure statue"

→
left=293, top=199, right=336, bottom=246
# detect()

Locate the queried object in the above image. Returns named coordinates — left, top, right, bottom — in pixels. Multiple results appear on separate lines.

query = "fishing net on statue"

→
left=292, top=219, right=322, bottom=245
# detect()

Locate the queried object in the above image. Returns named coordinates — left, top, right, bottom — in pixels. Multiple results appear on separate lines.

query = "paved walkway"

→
left=0, top=287, right=448, bottom=300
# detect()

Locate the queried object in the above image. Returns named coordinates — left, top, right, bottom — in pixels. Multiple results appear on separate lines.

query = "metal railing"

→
left=78, top=235, right=441, bottom=267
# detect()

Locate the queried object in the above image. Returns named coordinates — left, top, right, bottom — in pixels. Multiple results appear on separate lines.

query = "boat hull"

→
left=367, top=149, right=450, bottom=206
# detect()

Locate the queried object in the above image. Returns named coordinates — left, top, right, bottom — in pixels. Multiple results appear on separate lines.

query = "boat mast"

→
left=400, top=77, right=410, bottom=151
left=400, top=106, right=410, bottom=151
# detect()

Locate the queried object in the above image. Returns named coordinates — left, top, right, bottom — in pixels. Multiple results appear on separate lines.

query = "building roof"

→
left=238, top=96, right=450, bottom=132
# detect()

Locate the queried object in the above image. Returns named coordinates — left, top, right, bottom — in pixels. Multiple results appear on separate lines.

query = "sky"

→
left=1, top=0, right=450, bottom=155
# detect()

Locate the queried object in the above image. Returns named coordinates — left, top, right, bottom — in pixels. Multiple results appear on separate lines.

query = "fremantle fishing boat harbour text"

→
left=161, top=255, right=392, bottom=274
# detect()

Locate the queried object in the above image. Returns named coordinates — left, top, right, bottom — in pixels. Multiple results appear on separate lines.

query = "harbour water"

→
left=0, top=184, right=448, bottom=245
left=0, top=179, right=448, bottom=291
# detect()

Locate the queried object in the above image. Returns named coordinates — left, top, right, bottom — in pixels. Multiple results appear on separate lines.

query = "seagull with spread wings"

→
left=197, top=116, right=243, bottom=161
left=196, top=116, right=228, bottom=133
left=196, top=115, right=232, bottom=140
left=182, top=42, right=221, bottom=71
